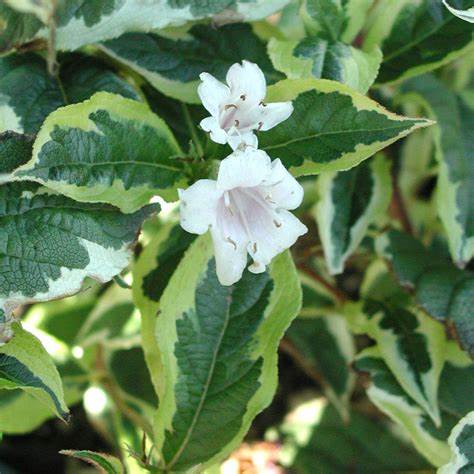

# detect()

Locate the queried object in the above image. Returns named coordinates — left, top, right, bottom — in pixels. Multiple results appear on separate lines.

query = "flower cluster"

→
left=179, top=61, right=307, bottom=285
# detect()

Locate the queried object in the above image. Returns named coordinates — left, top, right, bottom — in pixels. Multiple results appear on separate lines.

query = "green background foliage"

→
left=0, top=0, right=472, bottom=473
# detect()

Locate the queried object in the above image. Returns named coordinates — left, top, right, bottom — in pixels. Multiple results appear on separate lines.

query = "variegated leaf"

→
left=0, top=53, right=140, bottom=136
left=439, top=411, right=474, bottom=473
left=148, top=235, right=301, bottom=472
left=262, top=78, right=433, bottom=175
left=315, top=154, right=391, bottom=274
left=356, top=346, right=453, bottom=467
left=377, top=230, right=474, bottom=357
left=0, top=0, right=289, bottom=53
left=15, top=92, right=185, bottom=213
left=0, top=323, right=68, bottom=421
left=268, top=37, right=381, bottom=94
left=60, top=450, right=124, bottom=474
left=399, top=74, right=474, bottom=266
left=0, top=181, right=156, bottom=319
left=100, top=23, right=282, bottom=104
left=373, top=0, right=474, bottom=84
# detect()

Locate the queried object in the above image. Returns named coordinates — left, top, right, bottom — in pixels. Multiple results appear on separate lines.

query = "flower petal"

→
left=198, top=72, right=230, bottom=116
left=211, top=226, right=248, bottom=286
left=217, top=148, right=271, bottom=191
left=227, top=130, right=258, bottom=151
left=179, top=179, right=222, bottom=235
left=263, top=159, right=304, bottom=210
left=248, top=209, right=307, bottom=269
left=258, top=101, right=294, bottom=131
left=226, top=60, right=266, bottom=106
left=200, top=116, right=228, bottom=144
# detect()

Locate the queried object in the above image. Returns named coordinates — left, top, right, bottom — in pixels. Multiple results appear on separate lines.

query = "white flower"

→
left=198, top=60, right=293, bottom=150
left=179, top=148, right=307, bottom=286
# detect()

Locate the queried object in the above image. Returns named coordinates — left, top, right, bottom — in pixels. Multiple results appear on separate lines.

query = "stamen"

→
left=257, top=121, right=263, bottom=131
left=259, top=101, right=267, bottom=107
left=240, top=94, right=246, bottom=101
left=225, top=104, right=238, bottom=110
left=273, top=219, right=282, bottom=228
left=226, top=236, right=237, bottom=250
left=234, top=119, right=240, bottom=127
left=265, top=194, right=276, bottom=204
left=252, top=242, right=258, bottom=253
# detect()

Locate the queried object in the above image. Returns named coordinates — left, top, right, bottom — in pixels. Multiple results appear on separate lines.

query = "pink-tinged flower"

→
left=179, top=148, right=307, bottom=285
left=198, top=60, right=293, bottom=150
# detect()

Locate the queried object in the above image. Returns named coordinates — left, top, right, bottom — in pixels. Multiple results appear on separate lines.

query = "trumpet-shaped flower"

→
left=198, top=60, right=293, bottom=150
left=179, top=148, right=307, bottom=286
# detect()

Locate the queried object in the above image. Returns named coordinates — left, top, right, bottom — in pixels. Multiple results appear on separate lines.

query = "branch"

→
left=298, top=264, right=348, bottom=304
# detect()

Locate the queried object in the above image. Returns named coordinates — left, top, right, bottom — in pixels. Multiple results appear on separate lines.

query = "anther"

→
left=226, top=237, right=237, bottom=250
left=234, top=119, right=240, bottom=127
left=259, top=101, right=267, bottom=107
left=225, top=104, right=238, bottom=110
left=273, top=220, right=282, bottom=228
left=252, top=242, right=257, bottom=253
left=257, top=121, right=263, bottom=131
left=240, top=94, right=246, bottom=100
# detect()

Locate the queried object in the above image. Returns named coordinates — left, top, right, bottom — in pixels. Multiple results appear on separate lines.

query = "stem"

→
left=46, top=4, right=58, bottom=77
left=391, top=171, right=414, bottom=236
left=181, top=103, right=204, bottom=158
left=298, top=264, right=347, bottom=304
left=95, top=345, right=154, bottom=438
left=279, top=338, right=325, bottom=387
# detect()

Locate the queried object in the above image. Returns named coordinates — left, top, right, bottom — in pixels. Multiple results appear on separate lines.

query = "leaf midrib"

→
left=382, top=13, right=453, bottom=63
left=262, top=123, right=417, bottom=151
left=164, top=287, right=234, bottom=471
left=23, top=159, right=182, bottom=174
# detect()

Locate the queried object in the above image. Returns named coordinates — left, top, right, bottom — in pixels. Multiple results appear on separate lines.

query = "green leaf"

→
left=300, top=0, right=345, bottom=41
left=59, top=53, right=142, bottom=104
left=3, top=0, right=53, bottom=23
left=0, top=54, right=63, bottom=135
left=76, top=284, right=139, bottom=350
left=439, top=411, right=474, bottom=474
left=443, top=0, right=474, bottom=22
left=0, top=53, right=141, bottom=135
left=0, top=181, right=156, bottom=316
left=133, top=222, right=196, bottom=396
left=0, top=3, right=42, bottom=54
left=341, top=0, right=374, bottom=43
left=399, top=74, right=474, bottom=266
left=377, top=230, right=474, bottom=357
left=439, top=342, right=474, bottom=420
left=375, top=0, right=474, bottom=85
left=301, top=0, right=374, bottom=42
left=1, top=0, right=288, bottom=53
left=262, top=78, right=432, bottom=175
left=60, top=450, right=124, bottom=474
left=315, top=154, right=391, bottom=274
left=151, top=234, right=301, bottom=471
left=0, top=328, right=88, bottom=434
left=286, top=314, right=355, bottom=419
left=100, top=23, right=282, bottom=104
left=299, top=274, right=338, bottom=317
left=355, top=346, right=453, bottom=467
left=0, top=323, right=68, bottom=420
left=23, top=287, right=99, bottom=346
left=15, top=92, right=185, bottom=212
left=0, top=131, right=33, bottom=180
left=110, top=347, right=158, bottom=410
left=268, top=37, right=382, bottom=94
left=356, top=299, right=447, bottom=425
left=279, top=398, right=429, bottom=472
